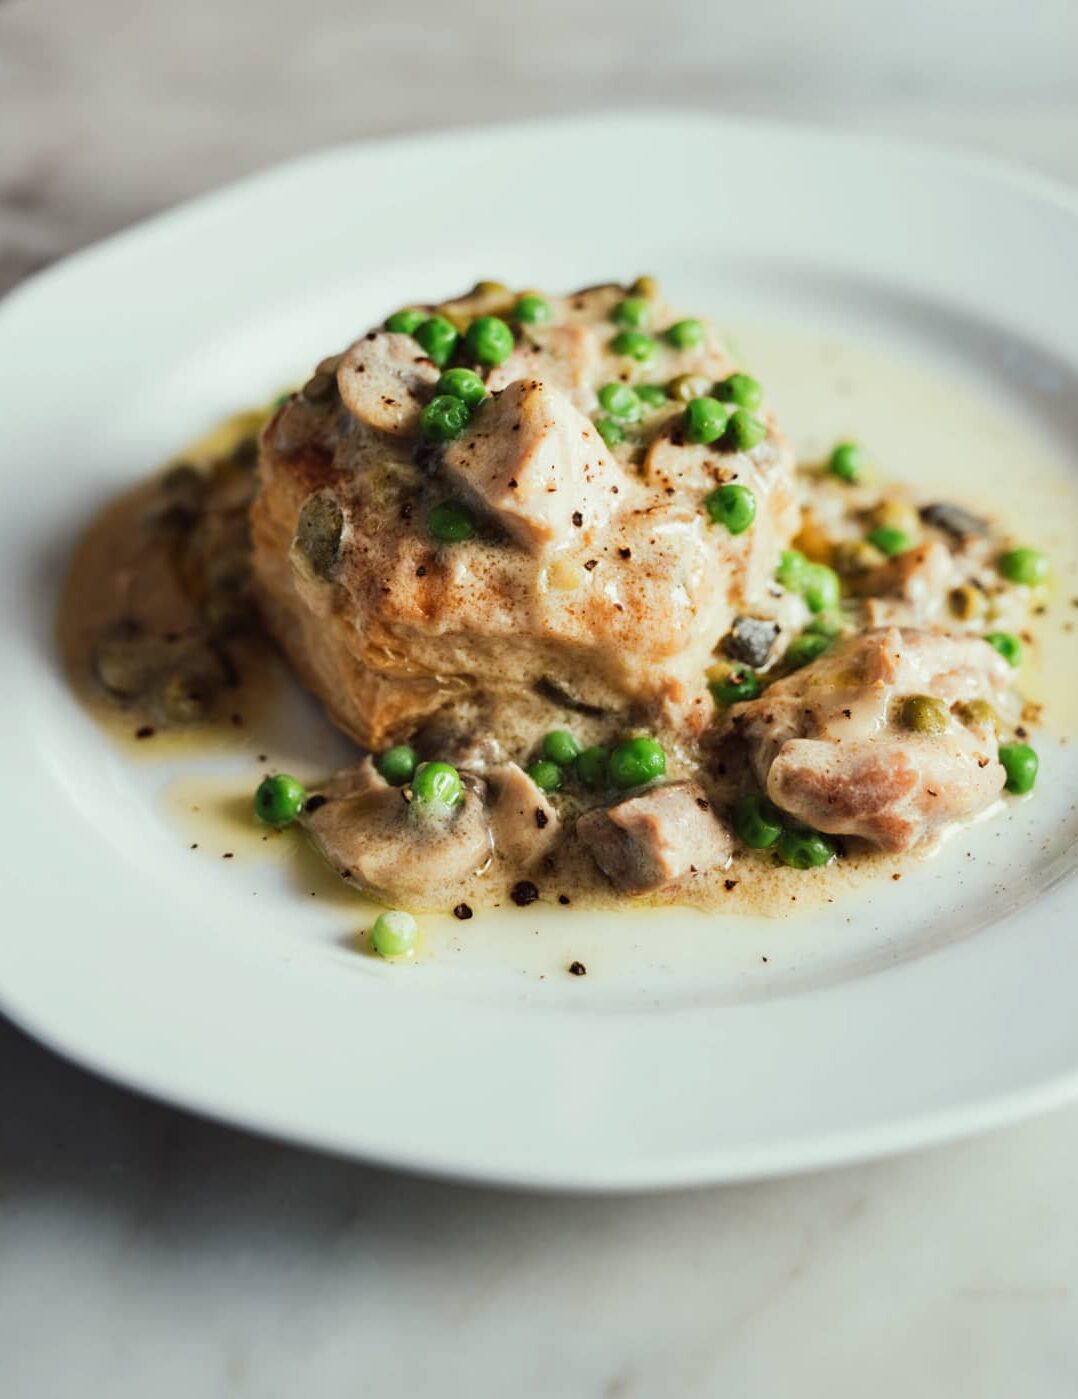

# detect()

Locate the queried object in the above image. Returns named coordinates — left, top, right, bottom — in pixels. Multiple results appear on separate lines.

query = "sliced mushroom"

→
left=337, top=331, right=440, bottom=436
left=304, top=763, right=493, bottom=908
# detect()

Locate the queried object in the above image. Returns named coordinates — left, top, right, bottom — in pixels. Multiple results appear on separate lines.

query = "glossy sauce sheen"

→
left=57, top=324, right=1078, bottom=925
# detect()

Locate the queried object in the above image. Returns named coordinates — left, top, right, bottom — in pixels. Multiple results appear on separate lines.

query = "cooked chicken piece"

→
left=251, top=282, right=800, bottom=748
left=858, top=539, right=958, bottom=627
left=337, top=332, right=440, bottom=437
left=728, top=627, right=1010, bottom=851
left=487, top=763, right=561, bottom=869
left=443, top=380, right=633, bottom=553
left=643, top=420, right=798, bottom=603
left=304, top=758, right=493, bottom=909
left=485, top=323, right=602, bottom=413
left=577, top=782, right=733, bottom=893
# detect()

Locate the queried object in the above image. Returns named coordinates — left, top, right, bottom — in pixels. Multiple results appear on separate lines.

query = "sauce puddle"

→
left=56, top=322, right=1078, bottom=982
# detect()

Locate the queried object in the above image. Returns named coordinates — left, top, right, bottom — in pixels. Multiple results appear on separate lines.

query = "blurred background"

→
left=4, top=2, right=1078, bottom=1396
left=3, top=0, right=1078, bottom=293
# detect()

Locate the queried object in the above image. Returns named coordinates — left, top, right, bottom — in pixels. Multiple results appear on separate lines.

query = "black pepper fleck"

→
left=305, top=795, right=327, bottom=813
left=568, top=960, right=587, bottom=976
left=511, top=880, right=540, bottom=907
left=135, top=725, right=155, bottom=740
left=535, top=808, right=549, bottom=829
left=453, top=902, right=473, bottom=920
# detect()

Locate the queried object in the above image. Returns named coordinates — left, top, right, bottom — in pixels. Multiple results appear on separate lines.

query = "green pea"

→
left=608, top=737, right=666, bottom=790
left=709, top=668, right=761, bottom=706
left=898, top=694, right=949, bottom=735
left=437, top=367, right=487, bottom=409
left=634, top=384, right=669, bottom=409
left=411, top=760, right=463, bottom=811
left=784, top=632, right=832, bottom=670
left=610, top=330, right=657, bottom=362
left=665, top=318, right=705, bottom=350
left=683, top=396, right=730, bottom=445
left=427, top=500, right=475, bottom=543
left=985, top=631, right=1022, bottom=667
left=828, top=441, right=868, bottom=483
left=705, top=483, right=757, bottom=535
left=414, top=315, right=459, bottom=367
left=668, top=373, right=714, bottom=402
left=253, top=773, right=308, bottom=828
left=714, top=373, right=763, bottom=410
left=513, top=294, right=552, bottom=324
left=371, top=909, right=419, bottom=958
left=733, top=793, right=783, bottom=849
left=613, top=297, right=650, bottom=330
left=419, top=394, right=471, bottom=442
left=542, top=730, right=581, bottom=766
left=776, top=549, right=807, bottom=592
left=377, top=745, right=417, bottom=787
left=999, top=547, right=1049, bottom=586
left=527, top=759, right=564, bottom=793
left=575, top=746, right=609, bottom=789
left=596, top=417, right=626, bottom=447
left=802, top=562, right=841, bottom=614
left=777, top=828, right=836, bottom=869
left=999, top=742, right=1038, bottom=794
left=598, top=382, right=643, bottom=421
left=723, top=409, right=767, bottom=452
left=868, top=525, right=913, bottom=557
left=385, top=308, right=427, bottom=335
left=805, top=613, right=844, bottom=638
left=465, top=315, right=515, bottom=366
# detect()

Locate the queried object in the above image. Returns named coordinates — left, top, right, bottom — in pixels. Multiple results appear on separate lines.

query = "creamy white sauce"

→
left=63, top=322, right=1078, bottom=990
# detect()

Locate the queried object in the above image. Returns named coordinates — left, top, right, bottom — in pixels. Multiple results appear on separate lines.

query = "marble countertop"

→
left=4, top=2, right=1078, bottom=1394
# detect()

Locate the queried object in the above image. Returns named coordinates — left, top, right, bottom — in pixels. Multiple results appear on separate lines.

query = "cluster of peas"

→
left=385, top=294, right=554, bottom=546
left=524, top=730, right=666, bottom=795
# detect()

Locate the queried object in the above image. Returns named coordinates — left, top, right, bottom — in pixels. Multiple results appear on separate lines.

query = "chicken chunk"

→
left=443, top=380, right=632, bottom=553
left=337, top=331, right=440, bottom=437
left=643, top=419, right=798, bottom=603
left=484, top=323, right=602, bottom=413
left=577, top=782, right=733, bottom=893
left=728, top=627, right=1011, bottom=851
left=487, top=763, right=561, bottom=869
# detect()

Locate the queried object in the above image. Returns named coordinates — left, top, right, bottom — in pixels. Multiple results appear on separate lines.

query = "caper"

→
left=92, top=637, right=155, bottom=699
left=295, top=490, right=344, bottom=580
left=302, top=371, right=337, bottom=403
left=953, top=698, right=1000, bottom=735
left=229, top=435, right=260, bottom=468
left=162, top=462, right=204, bottom=495
left=159, top=672, right=214, bottom=724
left=947, top=584, right=986, bottom=621
left=870, top=497, right=920, bottom=537
left=630, top=274, right=660, bottom=299
left=667, top=373, right=713, bottom=403
left=202, top=593, right=251, bottom=636
left=897, top=694, right=949, bottom=735
left=833, top=539, right=884, bottom=577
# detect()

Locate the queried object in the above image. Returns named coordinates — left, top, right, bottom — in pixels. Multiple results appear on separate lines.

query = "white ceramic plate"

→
left=2, top=112, right=1078, bottom=1191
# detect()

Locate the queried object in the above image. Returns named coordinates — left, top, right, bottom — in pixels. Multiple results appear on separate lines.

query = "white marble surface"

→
left=4, top=2, right=1078, bottom=1393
